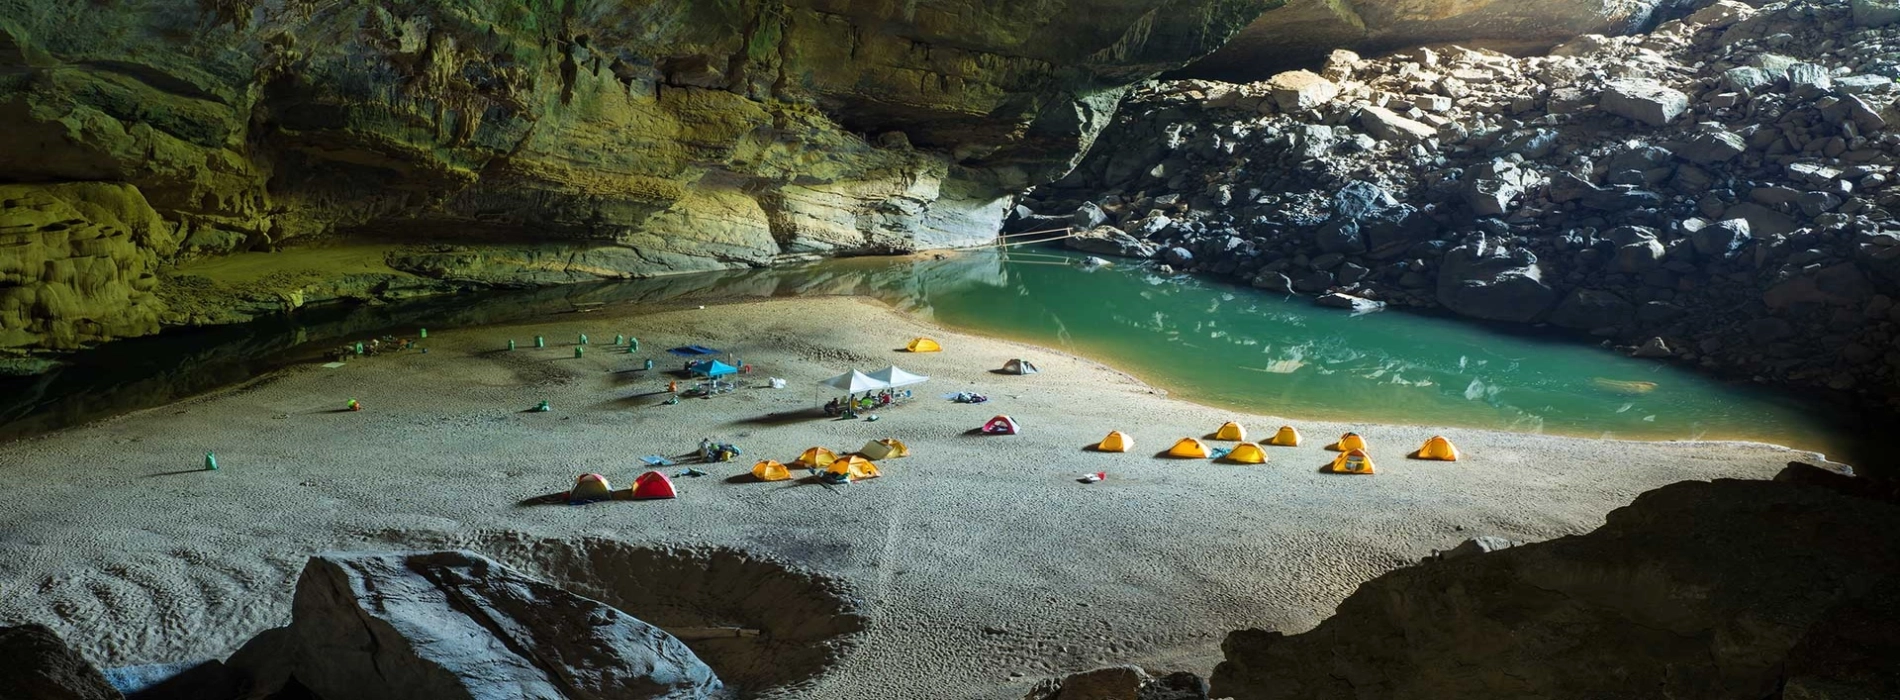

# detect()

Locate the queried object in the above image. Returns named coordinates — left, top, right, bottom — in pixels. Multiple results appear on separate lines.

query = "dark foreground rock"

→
left=1209, top=469, right=1900, bottom=700
left=226, top=550, right=719, bottom=700
left=0, top=624, right=123, bottom=700
left=1022, top=665, right=1210, bottom=700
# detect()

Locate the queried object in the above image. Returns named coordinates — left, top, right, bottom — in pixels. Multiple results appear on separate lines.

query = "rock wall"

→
left=1027, top=0, right=1900, bottom=409
left=1180, top=0, right=1687, bottom=81
left=0, top=0, right=1267, bottom=355
left=1209, top=467, right=1900, bottom=700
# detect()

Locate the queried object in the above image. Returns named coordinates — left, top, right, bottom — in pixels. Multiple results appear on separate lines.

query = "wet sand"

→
left=0, top=297, right=1827, bottom=698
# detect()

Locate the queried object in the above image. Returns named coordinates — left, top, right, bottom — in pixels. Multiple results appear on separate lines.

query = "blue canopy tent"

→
left=667, top=345, right=722, bottom=357
left=688, top=360, right=739, bottom=378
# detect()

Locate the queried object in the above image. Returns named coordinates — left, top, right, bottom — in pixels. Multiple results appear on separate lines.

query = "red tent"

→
left=981, top=415, right=1020, bottom=435
left=630, top=471, right=677, bottom=500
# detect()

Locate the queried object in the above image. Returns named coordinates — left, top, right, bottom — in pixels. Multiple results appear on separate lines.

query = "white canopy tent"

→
left=818, top=370, right=890, bottom=394
left=868, top=365, right=930, bottom=387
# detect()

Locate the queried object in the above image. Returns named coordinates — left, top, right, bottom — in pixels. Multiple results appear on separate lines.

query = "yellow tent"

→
left=826, top=455, right=881, bottom=481
left=1414, top=435, right=1460, bottom=461
left=859, top=438, right=909, bottom=460
left=1225, top=443, right=1269, bottom=464
left=1167, top=437, right=1210, bottom=459
left=751, top=460, right=793, bottom=482
left=1267, top=425, right=1301, bottom=447
left=1214, top=421, right=1247, bottom=441
left=1327, top=449, right=1376, bottom=475
left=1096, top=431, right=1134, bottom=452
left=1329, top=432, right=1368, bottom=453
left=791, top=447, right=838, bottom=469
left=906, top=337, right=942, bottom=353
left=569, top=473, right=613, bottom=501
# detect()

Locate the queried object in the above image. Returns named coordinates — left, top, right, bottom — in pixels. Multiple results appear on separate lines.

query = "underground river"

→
left=0, top=247, right=1862, bottom=463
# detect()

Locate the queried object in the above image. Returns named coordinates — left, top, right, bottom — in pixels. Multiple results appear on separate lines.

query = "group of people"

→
left=328, top=335, right=415, bottom=363
left=824, top=389, right=914, bottom=417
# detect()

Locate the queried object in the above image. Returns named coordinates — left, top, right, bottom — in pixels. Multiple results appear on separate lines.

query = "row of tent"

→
left=750, top=439, right=913, bottom=483
left=820, top=366, right=929, bottom=393
left=570, top=471, right=678, bottom=502
left=1095, top=423, right=1461, bottom=475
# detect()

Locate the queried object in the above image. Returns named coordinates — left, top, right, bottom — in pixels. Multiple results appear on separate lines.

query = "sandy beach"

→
left=0, top=296, right=1826, bottom=699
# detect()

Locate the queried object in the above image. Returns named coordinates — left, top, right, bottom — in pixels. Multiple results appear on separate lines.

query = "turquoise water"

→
left=843, top=249, right=1845, bottom=455
left=0, top=246, right=1853, bottom=459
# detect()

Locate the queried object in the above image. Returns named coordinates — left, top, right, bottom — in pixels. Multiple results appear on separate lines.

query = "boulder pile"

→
left=1023, top=0, right=1900, bottom=406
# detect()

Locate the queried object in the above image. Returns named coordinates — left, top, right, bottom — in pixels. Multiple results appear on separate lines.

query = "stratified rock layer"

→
left=0, top=0, right=1265, bottom=354
left=1210, top=474, right=1900, bottom=700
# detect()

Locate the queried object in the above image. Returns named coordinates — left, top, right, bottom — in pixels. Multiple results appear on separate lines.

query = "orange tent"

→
left=982, top=415, right=1020, bottom=435
left=1414, top=436, right=1460, bottom=461
left=1329, top=432, right=1369, bottom=452
left=826, top=455, right=881, bottom=481
left=1326, top=449, right=1376, bottom=475
left=1167, top=437, right=1210, bottom=458
left=906, top=337, right=942, bottom=352
left=1266, top=425, right=1301, bottom=447
left=1214, top=421, right=1247, bottom=441
left=791, top=447, right=838, bottom=469
left=1096, top=431, right=1134, bottom=452
left=751, top=460, right=793, bottom=482
left=630, top=471, right=678, bottom=499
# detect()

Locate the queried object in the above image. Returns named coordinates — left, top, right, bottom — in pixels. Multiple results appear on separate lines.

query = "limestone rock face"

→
left=1210, top=477, right=1900, bottom=700
left=244, top=550, right=721, bottom=700
left=0, top=183, right=176, bottom=352
left=0, top=0, right=1262, bottom=353
left=1182, top=0, right=1670, bottom=80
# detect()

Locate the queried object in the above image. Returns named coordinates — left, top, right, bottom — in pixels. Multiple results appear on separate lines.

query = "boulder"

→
left=1212, top=478, right=1900, bottom=700
left=1632, top=336, right=1673, bottom=358
left=1548, top=289, right=1634, bottom=330
left=1314, top=220, right=1366, bottom=255
left=242, top=550, right=721, bottom=700
left=1436, top=241, right=1558, bottom=323
left=1022, top=665, right=1210, bottom=700
left=1764, top=264, right=1875, bottom=310
left=1251, top=271, right=1296, bottom=294
left=1293, top=269, right=1336, bottom=294
left=0, top=625, right=123, bottom=700
left=1691, top=218, right=1753, bottom=259
left=1853, top=0, right=1900, bottom=27
left=1266, top=70, right=1339, bottom=112
left=1674, top=130, right=1746, bottom=165
left=1315, top=293, right=1386, bottom=313
left=1067, top=227, right=1159, bottom=259
left=1357, top=106, right=1437, bottom=143
left=1332, top=181, right=1397, bottom=222
left=1600, top=79, right=1690, bottom=126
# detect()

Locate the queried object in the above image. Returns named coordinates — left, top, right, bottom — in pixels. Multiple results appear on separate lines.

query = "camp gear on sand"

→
left=569, top=474, right=613, bottom=503
left=579, top=334, right=588, bottom=345
left=1225, top=443, right=1270, bottom=464
left=826, top=456, right=881, bottom=482
left=629, top=338, right=640, bottom=352
left=645, top=359, right=655, bottom=370
left=535, top=336, right=546, bottom=348
left=204, top=452, right=218, bottom=471
left=1000, top=358, right=1039, bottom=375
left=769, top=377, right=786, bottom=389
left=752, top=460, right=793, bottom=482
left=1078, top=472, right=1105, bottom=483
left=905, top=337, right=942, bottom=353
left=1214, top=422, right=1247, bottom=441
left=347, top=399, right=361, bottom=412
left=820, top=370, right=889, bottom=394
left=1330, top=432, right=1368, bottom=452
left=1267, top=425, right=1301, bottom=447
left=662, top=397, right=679, bottom=405
left=614, top=334, right=624, bottom=346
left=1209, top=446, right=1232, bottom=460
left=354, top=342, right=365, bottom=355
left=1414, top=436, right=1461, bottom=461
left=630, top=471, right=678, bottom=499
left=948, top=392, right=989, bottom=404
left=792, top=447, right=839, bottom=469
left=1327, top=449, right=1376, bottom=475
left=667, top=345, right=722, bottom=357
left=1167, top=437, right=1210, bottom=458
left=689, top=360, right=739, bottom=378
left=508, top=339, right=516, bottom=351
left=981, top=415, right=1020, bottom=435
left=858, top=438, right=909, bottom=460
left=1096, top=431, right=1134, bottom=452
left=575, top=347, right=585, bottom=358
left=419, top=328, right=427, bottom=338
left=676, top=468, right=707, bottom=478
left=640, top=455, right=676, bottom=467
left=532, top=400, right=551, bottom=412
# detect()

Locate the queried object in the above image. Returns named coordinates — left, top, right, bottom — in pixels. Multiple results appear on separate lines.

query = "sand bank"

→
left=0, top=297, right=1824, bottom=699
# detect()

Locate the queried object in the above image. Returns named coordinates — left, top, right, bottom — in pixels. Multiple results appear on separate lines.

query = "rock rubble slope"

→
left=1032, top=0, right=1900, bottom=408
